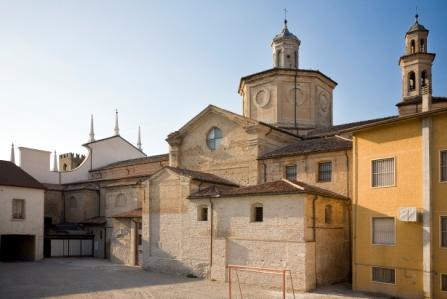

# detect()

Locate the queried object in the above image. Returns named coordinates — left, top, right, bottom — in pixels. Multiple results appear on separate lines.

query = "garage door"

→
left=0, top=235, right=35, bottom=261
left=50, top=239, right=93, bottom=257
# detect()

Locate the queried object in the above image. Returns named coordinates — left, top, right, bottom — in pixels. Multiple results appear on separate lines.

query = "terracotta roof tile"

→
left=189, top=179, right=348, bottom=200
left=166, top=166, right=239, bottom=187
left=0, top=160, right=45, bottom=190
left=259, top=136, right=352, bottom=160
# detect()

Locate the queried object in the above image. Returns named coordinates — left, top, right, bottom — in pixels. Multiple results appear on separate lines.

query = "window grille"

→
left=372, top=217, right=395, bottom=245
left=12, top=199, right=25, bottom=219
left=285, top=165, right=297, bottom=181
left=372, top=158, right=395, bottom=187
left=372, top=267, right=395, bottom=284
left=318, top=162, right=332, bottom=182
left=441, top=216, right=447, bottom=248
left=441, top=151, right=447, bottom=182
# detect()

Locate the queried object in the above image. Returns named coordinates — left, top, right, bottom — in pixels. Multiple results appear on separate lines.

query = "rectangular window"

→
left=253, top=206, right=263, bottom=222
left=441, top=151, right=447, bottom=182
left=285, top=165, right=297, bottom=181
left=318, top=162, right=332, bottom=182
left=12, top=199, right=25, bottom=219
left=442, top=274, right=447, bottom=292
left=372, top=158, right=395, bottom=187
left=372, top=267, right=395, bottom=284
left=372, top=217, right=395, bottom=245
left=198, top=206, right=208, bottom=221
left=441, top=216, right=447, bottom=248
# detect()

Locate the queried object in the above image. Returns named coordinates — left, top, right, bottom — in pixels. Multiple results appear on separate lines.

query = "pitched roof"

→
left=189, top=179, right=348, bottom=200
left=306, top=116, right=398, bottom=138
left=165, top=166, right=239, bottom=187
left=259, top=136, right=352, bottom=160
left=396, top=96, right=447, bottom=107
left=0, top=160, right=45, bottom=190
left=92, top=153, right=169, bottom=171
left=112, top=208, right=142, bottom=218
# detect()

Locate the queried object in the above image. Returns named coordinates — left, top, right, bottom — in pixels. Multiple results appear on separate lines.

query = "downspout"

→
left=208, top=198, right=214, bottom=278
left=352, top=136, right=359, bottom=289
left=344, top=149, right=352, bottom=281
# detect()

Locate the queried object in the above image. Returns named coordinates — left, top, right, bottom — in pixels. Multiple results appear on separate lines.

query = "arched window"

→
left=69, top=196, right=77, bottom=209
left=410, top=40, right=415, bottom=54
left=324, top=205, right=333, bottom=224
left=408, top=72, right=416, bottom=91
left=276, top=49, right=281, bottom=67
left=114, top=193, right=127, bottom=208
left=63, top=163, right=68, bottom=171
left=251, top=203, right=263, bottom=222
left=421, top=71, right=427, bottom=87
left=420, top=39, right=425, bottom=52
left=197, top=205, right=208, bottom=221
left=206, top=127, right=223, bottom=151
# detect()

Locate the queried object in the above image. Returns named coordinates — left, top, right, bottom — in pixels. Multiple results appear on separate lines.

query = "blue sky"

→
left=1, top=0, right=446, bottom=161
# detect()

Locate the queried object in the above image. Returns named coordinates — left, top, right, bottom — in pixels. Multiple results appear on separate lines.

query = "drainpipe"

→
left=421, top=89, right=433, bottom=299
left=208, top=198, right=214, bottom=279
left=344, top=149, right=352, bottom=281
left=311, top=195, right=318, bottom=288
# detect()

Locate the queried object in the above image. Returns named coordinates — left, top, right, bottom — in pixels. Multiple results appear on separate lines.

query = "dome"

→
left=273, top=21, right=300, bottom=43
left=407, top=15, right=428, bottom=34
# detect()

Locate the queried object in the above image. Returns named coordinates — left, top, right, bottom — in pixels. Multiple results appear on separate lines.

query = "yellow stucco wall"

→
left=353, top=112, right=447, bottom=299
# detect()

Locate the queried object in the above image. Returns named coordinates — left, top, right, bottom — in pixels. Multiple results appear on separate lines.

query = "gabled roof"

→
left=164, top=166, right=239, bottom=187
left=83, top=135, right=146, bottom=156
left=306, top=116, right=398, bottom=138
left=92, top=153, right=169, bottom=171
left=259, top=136, right=352, bottom=160
left=0, top=160, right=45, bottom=190
left=189, top=179, right=348, bottom=200
left=166, top=105, right=299, bottom=142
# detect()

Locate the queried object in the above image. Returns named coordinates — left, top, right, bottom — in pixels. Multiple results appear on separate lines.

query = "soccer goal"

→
left=227, top=264, right=296, bottom=299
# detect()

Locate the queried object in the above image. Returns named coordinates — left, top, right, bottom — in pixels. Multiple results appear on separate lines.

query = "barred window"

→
left=318, top=162, right=332, bottom=182
left=251, top=204, right=263, bottom=222
left=372, top=158, right=395, bottom=187
left=441, top=216, right=447, bottom=248
left=285, top=165, right=297, bottom=181
left=12, top=199, right=25, bottom=219
left=372, top=217, right=395, bottom=245
left=442, top=274, right=447, bottom=292
left=441, top=151, right=447, bottom=182
left=207, top=127, right=223, bottom=151
left=372, top=267, right=395, bottom=284
left=198, top=206, right=208, bottom=221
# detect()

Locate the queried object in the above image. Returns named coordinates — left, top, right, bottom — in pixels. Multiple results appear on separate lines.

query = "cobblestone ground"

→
left=0, top=258, right=387, bottom=299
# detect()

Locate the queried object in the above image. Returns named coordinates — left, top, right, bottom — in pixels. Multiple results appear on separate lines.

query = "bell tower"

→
left=399, top=15, right=435, bottom=99
left=271, top=18, right=301, bottom=69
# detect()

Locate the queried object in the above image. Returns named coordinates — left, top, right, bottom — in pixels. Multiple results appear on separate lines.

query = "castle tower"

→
left=399, top=15, right=435, bottom=99
left=239, top=18, right=336, bottom=135
left=272, top=19, right=301, bottom=69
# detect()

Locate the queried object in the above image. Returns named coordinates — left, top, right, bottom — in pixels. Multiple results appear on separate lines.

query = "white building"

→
left=0, top=160, right=45, bottom=261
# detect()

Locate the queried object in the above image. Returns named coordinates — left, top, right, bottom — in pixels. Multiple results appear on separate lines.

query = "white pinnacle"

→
left=137, top=126, right=142, bottom=151
left=52, top=150, right=58, bottom=172
left=10, top=143, right=15, bottom=164
left=114, top=109, right=120, bottom=136
left=89, top=114, right=95, bottom=142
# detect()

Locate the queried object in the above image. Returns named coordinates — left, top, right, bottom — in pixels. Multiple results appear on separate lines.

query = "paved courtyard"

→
left=0, top=258, right=386, bottom=299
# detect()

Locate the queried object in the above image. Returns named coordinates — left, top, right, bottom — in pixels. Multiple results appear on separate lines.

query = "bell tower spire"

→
left=399, top=14, right=435, bottom=100
left=88, top=114, right=95, bottom=142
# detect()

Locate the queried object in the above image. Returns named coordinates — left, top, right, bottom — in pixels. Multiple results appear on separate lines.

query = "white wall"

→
left=19, top=136, right=146, bottom=184
left=0, top=185, right=45, bottom=260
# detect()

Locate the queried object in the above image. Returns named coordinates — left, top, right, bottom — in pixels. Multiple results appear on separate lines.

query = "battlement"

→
left=59, top=152, right=86, bottom=171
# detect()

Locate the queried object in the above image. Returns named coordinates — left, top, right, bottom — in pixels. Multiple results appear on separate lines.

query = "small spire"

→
left=52, top=150, right=58, bottom=172
left=283, top=8, right=288, bottom=28
left=89, top=114, right=95, bottom=142
left=137, top=126, right=142, bottom=151
left=114, top=109, right=120, bottom=136
left=10, top=143, right=15, bottom=164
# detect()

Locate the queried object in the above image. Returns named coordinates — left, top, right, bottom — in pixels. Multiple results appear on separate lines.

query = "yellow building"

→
left=351, top=16, right=447, bottom=299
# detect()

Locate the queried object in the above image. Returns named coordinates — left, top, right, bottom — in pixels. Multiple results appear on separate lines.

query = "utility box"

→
left=399, top=207, right=419, bottom=222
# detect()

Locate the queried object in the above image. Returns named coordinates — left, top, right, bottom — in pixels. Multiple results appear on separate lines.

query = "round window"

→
left=207, top=127, right=223, bottom=150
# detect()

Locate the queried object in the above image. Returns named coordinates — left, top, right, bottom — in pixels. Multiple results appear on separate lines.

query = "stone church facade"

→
left=9, top=19, right=410, bottom=291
